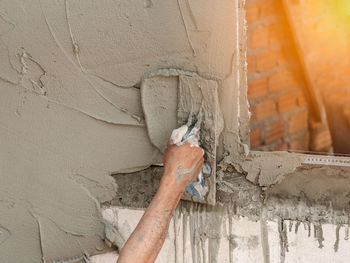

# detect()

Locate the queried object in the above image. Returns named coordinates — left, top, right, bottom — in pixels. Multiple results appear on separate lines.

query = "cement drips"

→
left=112, top=163, right=350, bottom=225
left=110, top=161, right=350, bottom=261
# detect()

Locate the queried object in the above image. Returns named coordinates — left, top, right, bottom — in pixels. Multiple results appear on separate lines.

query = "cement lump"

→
left=266, top=165, right=350, bottom=212
left=239, top=151, right=305, bottom=186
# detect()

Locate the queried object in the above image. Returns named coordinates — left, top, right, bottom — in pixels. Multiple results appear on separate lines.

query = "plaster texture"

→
left=0, top=0, right=244, bottom=261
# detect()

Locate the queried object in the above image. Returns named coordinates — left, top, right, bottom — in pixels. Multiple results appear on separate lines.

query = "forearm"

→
left=117, top=130, right=204, bottom=263
left=117, top=170, right=183, bottom=263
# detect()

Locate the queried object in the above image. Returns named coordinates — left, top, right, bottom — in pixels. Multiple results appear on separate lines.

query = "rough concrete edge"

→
left=228, top=151, right=306, bottom=187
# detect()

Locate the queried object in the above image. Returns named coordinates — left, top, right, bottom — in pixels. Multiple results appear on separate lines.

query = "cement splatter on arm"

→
left=117, top=127, right=204, bottom=263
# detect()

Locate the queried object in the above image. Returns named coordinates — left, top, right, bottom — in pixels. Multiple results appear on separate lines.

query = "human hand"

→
left=161, top=128, right=204, bottom=193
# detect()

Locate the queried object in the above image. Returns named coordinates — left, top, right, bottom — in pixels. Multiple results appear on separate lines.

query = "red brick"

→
left=250, top=27, right=269, bottom=49
left=310, top=120, right=322, bottom=130
left=289, top=111, right=308, bottom=134
left=277, top=92, right=298, bottom=113
left=274, top=143, right=288, bottom=151
left=328, top=91, right=348, bottom=103
left=256, top=50, right=277, bottom=72
left=276, top=49, right=289, bottom=65
left=312, top=61, right=330, bottom=76
left=260, top=1, right=277, bottom=17
left=269, top=70, right=298, bottom=92
left=255, top=99, right=276, bottom=120
left=316, top=74, right=334, bottom=87
left=311, top=129, right=332, bottom=151
left=297, top=92, right=308, bottom=107
left=245, top=4, right=260, bottom=23
left=248, top=78, right=268, bottom=99
left=247, top=55, right=255, bottom=74
left=290, top=135, right=309, bottom=151
left=265, top=122, right=284, bottom=144
left=250, top=128, right=262, bottom=148
left=268, top=23, right=286, bottom=44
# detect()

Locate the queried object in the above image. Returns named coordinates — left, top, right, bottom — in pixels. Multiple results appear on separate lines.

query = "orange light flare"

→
left=304, top=0, right=350, bottom=49
left=290, top=0, right=350, bottom=92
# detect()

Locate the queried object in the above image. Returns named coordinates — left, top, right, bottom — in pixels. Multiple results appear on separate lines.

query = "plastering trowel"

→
left=141, top=69, right=224, bottom=205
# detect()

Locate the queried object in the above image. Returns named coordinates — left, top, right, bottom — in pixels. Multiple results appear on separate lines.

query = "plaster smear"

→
left=0, top=0, right=240, bottom=262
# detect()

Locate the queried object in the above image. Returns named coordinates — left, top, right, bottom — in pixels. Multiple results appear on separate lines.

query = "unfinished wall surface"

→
left=95, top=205, right=350, bottom=263
left=2, top=1, right=350, bottom=262
left=246, top=0, right=332, bottom=152
left=0, top=0, right=245, bottom=262
left=100, top=162, right=350, bottom=262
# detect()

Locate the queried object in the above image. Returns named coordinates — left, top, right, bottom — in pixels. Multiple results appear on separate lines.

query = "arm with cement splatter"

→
left=117, top=127, right=204, bottom=263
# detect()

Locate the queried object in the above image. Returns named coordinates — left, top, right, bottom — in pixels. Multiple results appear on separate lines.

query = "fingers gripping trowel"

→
left=141, top=69, right=224, bottom=205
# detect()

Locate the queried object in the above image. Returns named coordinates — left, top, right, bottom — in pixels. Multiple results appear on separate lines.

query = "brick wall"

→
left=246, top=0, right=312, bottom=152
left=282, top=0, right=349, bottom=153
